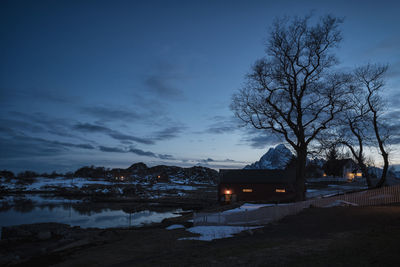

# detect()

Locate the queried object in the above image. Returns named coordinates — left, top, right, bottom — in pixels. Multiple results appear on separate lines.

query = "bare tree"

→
left=323, top=64, right=390, bottom=188
left=231, top=15, right=351, bottom=200
left=355, top=64, right=390, bottom=187
left=329, top=82, right=374, bottom=187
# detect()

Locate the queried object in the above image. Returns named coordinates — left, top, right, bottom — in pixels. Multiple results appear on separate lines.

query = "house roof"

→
left=219, top=169, right=295, bottom=184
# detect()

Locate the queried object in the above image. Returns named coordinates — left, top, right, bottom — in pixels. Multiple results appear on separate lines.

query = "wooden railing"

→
left=193, top=184, right=400, bottom=226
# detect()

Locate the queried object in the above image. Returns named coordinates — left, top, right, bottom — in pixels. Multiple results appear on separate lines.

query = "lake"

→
left=0, top=195, right=184, bottom=235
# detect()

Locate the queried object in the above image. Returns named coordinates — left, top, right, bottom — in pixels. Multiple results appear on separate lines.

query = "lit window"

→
left=242, top=189, right=252, bottom=192
left=275, top=188, right=285, bottom=193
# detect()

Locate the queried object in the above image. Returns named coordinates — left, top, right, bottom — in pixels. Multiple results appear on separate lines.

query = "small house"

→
left=218, top=169, right=296, bottom=203
left=342, top=159, right=362, bottom=181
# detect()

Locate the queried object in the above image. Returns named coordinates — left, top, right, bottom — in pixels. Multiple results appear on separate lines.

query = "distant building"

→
left=342, top=159, right=362, bottom=181
left=111, top=168, right=131, bottom=181
left=322, top=158, right=363, bottom=182
left=218, top=169, right=296, bottom=203
left=156, top=172, right=169, bottom=183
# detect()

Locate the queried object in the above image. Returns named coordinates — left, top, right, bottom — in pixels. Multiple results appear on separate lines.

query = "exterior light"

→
left=225, top=190, right=231, bottom=195
left=157, top=175, right=161, bottom=178
left=275, top=188, right=286, bottom=193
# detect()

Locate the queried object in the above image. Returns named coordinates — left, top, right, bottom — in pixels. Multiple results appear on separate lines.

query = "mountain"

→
left=244, top=144, right=294, bottom=170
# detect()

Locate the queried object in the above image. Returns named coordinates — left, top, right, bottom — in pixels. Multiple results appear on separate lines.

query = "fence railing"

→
left=193, top=184, right=400, bottom=226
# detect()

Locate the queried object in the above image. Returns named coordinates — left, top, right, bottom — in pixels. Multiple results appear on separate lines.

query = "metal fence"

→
left=193, top=184, right=400, bottom=226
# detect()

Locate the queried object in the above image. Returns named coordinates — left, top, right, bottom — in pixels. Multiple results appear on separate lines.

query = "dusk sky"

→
left=1, top=0, right=400, bottom=173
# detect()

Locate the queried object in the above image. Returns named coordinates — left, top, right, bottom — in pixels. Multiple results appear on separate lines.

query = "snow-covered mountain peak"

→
left=244, top=144, right=294, bottom=170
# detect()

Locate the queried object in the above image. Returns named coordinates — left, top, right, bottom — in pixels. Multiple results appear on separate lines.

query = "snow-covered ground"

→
left=222, top=203, right=289, bottom=214
left=306, top=183, right=367, bottom=199
left=1, top=177, right=115, bottom=191
left=166, top=222, right=263, bottom=241
left=0, top=177, right=212, bottom=197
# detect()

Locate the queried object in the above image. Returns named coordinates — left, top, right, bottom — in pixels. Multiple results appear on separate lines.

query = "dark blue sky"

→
left=1, top=0, right=399, bottom=172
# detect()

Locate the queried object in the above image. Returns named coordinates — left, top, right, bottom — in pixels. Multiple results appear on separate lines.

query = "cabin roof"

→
left=219, top=169, right=295, bottom=184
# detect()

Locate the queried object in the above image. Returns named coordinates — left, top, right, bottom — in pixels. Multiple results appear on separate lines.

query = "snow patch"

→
left=180, top=226, right=262, bottom=241
left=222, top=203, right=287, bottom=214
left=166, top=224, right=185, bottom=230
left=323, top=200, right=359, bottom=207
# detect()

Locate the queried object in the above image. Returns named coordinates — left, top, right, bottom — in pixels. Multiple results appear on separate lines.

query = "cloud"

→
left=200, top=158, right=215, bottom=163
left=0, top=133, right=95, bottom=160
left=99, top=146, right=125, bottom=153
left=5, top=112, right=82, bottom=140
left=108, top=132, right=154, bottom=145
left=128, top=147, right=157, bottom=157
left=73, top=123, right=110, bottom=133
left=203, top=115, right=240, bottom=134
left=363, top=35, right=400, bottom=59
left=145, top=76, right=184, bottom=100
left=0, top=87, right=75, bottom=106
left=98, top=145, right=175, bottom=160
left=143, top=61, right=186, bottom=100
left=242, top=128, right=283, bottom=149
left=81, top=106, right=146, bottom=122
left=73, top=122, right=185, bottom=144
left=158, top=154, right=174, bottom=160
left=152, top=126, right=186, bottom=141
left=73, top=123, right=155, bottom=145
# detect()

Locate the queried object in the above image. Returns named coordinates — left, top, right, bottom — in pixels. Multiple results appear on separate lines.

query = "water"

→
left=0, top=206, right=183, bottom=229
left=0, top=195, right=184, bottom=232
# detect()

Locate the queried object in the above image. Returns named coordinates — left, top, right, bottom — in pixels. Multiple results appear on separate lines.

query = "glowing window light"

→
left=242, top=189, right=253, bottom=192
left=356, top=172, right=362, bottom=177
left=275, top=188, right=286, bottom=193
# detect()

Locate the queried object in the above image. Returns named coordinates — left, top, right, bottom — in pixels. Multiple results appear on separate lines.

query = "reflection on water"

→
left=0, top=195, right=183, bottom=229
left=0, top=206, right=183, bottom=229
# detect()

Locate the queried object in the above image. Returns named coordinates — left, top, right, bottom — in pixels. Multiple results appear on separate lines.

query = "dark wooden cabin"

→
left=218, top=169, right=296, bottom=203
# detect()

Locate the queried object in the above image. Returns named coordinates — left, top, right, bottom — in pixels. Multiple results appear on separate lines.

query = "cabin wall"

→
left=218, top=183, right=295, bottom=203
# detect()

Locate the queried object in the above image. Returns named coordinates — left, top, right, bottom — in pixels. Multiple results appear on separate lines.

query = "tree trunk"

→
left=359, top=162, right=372, bottom=188
left=375, top=152, right=389, bottom=188
left=295, top=148, right=307, bottom=201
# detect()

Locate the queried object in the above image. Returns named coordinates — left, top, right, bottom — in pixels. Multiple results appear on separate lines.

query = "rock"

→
left=37, top=231, right=52, bottom=240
